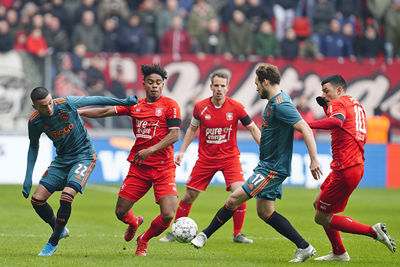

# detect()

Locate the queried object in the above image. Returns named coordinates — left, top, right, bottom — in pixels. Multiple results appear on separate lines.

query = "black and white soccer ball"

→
left=171, top=217, right=198, bottom=243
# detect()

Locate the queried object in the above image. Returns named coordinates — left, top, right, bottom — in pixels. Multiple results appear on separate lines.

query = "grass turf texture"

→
left=1, top=185, right=399, bottom=266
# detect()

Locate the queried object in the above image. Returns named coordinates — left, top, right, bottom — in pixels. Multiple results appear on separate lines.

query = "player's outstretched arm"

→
left=78, top=106, right=117, bottom=118
left=22, top=143, right=39, bottom=198
left=246, top=122, right=261, bottom=145
left=293, top=119, right=323, bottom=180
left=68, top=95, right=138, bottom=109
left=175, top=124, right=198, bottom=166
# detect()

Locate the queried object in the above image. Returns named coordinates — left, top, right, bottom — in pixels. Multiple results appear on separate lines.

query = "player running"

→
left=190, top=63, right=323, bottom=262
left=308, top=74, right=396, bottom=261
left=159, top=71, right=261, bottom=243
left=23, top=87, right=137, bottom=256
left=79, top=64, right=181, bottom=256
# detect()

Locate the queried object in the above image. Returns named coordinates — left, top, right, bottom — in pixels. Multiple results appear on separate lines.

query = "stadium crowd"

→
left=0, top=0, right=399, bottom=63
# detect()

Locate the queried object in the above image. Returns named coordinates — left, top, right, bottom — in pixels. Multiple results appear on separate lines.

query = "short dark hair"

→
left=256, top=63, right=280, bottom=85
left=210, top=71, right=229, bottom=84
left=30, top=87, right=49, bottom=102
left=141, top=64, right=167, bottom=80
left=321, top=74, right=347, bottom=90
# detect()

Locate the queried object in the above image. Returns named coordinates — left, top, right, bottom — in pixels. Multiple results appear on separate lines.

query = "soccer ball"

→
left=171, top=217, right=198, bottom=243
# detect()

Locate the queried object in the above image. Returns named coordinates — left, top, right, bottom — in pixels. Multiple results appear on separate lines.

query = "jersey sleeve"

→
left=66, top=95, right=137, bottom=109
left=166, top=99, right=181, bottom=129
left=28, top=121, right=41, bottom=148
left=236, top=102, right=252, bottom=126
left=115, top=105, right=131, bottom=116
left=275, top=102, right=303, bottom=125
left=327, top=99, right=346, bottom=118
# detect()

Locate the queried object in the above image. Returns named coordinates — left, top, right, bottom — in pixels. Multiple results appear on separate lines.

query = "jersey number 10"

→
left=354, top=105, right=366, bottom=134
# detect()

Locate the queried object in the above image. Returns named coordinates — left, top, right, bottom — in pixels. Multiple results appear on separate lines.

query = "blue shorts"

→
left=40, top=154, right=97, bottom=193
left=242, top=168, right=286, bottom=200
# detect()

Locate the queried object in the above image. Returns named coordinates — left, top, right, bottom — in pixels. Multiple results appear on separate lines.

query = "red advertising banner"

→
left=387, top=144, right=400, bottom=188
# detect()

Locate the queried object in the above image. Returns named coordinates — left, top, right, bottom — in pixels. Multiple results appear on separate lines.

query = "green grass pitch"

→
left=1, top=184, right=399, bottom=266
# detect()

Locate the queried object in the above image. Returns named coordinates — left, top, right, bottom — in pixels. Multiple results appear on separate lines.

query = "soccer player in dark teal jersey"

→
left=23, top=86, right=137, bottom=256
left=190, top=64, right=323, bottom=262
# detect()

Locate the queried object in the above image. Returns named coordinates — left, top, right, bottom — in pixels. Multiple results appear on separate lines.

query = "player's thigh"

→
left=221, top=157, right=245, bottom=191
left=39, top=164, right=69, bottom=193
left=119, top=164, right=153, bottom=203
left=67, top=157, right=97, bottom=193
left=158, top=194, right=178, bottom=219
left=153, top=164, right=178, bottom=203
left=242, top=170, right=284, bottom=200
left=185, top=161, right=218, bottom=191
left=32, top=183, right=53, bottom=201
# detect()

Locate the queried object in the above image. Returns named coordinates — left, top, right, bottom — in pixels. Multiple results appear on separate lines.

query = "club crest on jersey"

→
left=155, top=108, right=163, bottom=116
left=226, top=112, right=233, bottom=121
left=205, top=114, right=211, bottom=120
left=58, top=110, right=69, bottom=121
left=136, top=108, right=141, bottom=112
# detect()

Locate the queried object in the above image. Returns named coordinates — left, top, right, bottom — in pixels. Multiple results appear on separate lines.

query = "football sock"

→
left=265, top=211, right=309, bottom=249
left=120, top=209, right=138, bottom=227
left=31, top=197, right=56, bottom=230
left=330, top=215, right=377, bottom=238
left=203, top=205, right=236, bottom=238
left=141, top=214, right=171, bottom=242
left=233, top=202, right=247, bottom=236
left=175, top=200, right=192, bottom=220
left=48, top=192, right=74, bottom=246
left=323, top=226, right=346, bottom=255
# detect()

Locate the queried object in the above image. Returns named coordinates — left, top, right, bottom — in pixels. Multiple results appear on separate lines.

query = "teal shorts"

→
left=242, top=168, right=286, bottom=200
left=40, top=155, right=97, bottom=193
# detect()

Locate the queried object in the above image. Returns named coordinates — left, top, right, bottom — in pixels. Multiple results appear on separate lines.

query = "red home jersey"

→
left=116, top=96, right=181, bottom=167
left=192, top=97, right=252, bottom=162
left=327, top=95, right=367, bottom=170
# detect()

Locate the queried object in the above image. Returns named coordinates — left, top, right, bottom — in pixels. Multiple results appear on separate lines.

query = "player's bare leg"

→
left=137, top=195, right=177, bottom=256
left=257, top=198, right=315, bottom=262
left=115, top=196, right=143, bottom=242
left=230, top=182, right=252, bottom=243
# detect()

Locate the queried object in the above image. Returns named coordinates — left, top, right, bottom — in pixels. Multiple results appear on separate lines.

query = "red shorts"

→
left=316, top=164, right=364, bottom=214
left=119, top=162, right=178, bottom=204
left=186, top=157, right=244, bottom=191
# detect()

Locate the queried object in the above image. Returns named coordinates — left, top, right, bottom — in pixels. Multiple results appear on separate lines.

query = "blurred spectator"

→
left=197, top=18, right=231, bottom=57
left=273, top=0, right=299, bottom=41
left=0, top=0, right=13, bottom=9
left=0, top=20, right=14, bottom=52
left=71, top=43, right=86, bottom=78
left=227, top=9, right=252, bottom=60
left=187, top=0, right=217, bottom=52
left=137, top=0, right=158, bottom=53
left=221, top=0, right=248, bottom=24
left=48, top=0, right=70, bottom=30
left=156, top=0, right=182, bottom=39
left=299, top=37, right=323, bottom=60
left=109, top=64, right=127, bottom=99
left=341, top=22, right=356, bottom=59
left=159, top=15, right=192, bottom=58
left=14, top=29, right=27, bottom=51
left=208, top=0, right=229, bottom=15
left=281, top=28, right=299, bottom=60
left=366, top=107, right=391, bottom=143
left=294, top=94, right=316, bottom=139
left=73, top=0, right=97, bottom=27
left=116, top=13, right=148, bottom=55
left=72, top=9, right=104, bottom=52
left=86, top=55, right=106, bottom=96
left=385, top=0, right=400, bottom=60
left=97, top=0, right=129, bottom=26
left=31, top=13, right=44, bottom=31
left=102, top=17, right=119, bottom=52
left=253, top=20, right=281, bottom=58
left=177, top=0, right=194, bottom=19
left=26, top=27, right=48, bottom=57
left=335, top=0, right=360, bottom=26
left=321, top=19, right=354, bottom=59
left=43, top=15, right=69, bottom=53
left=355, top=24, right=384, bottom=61
left=5, top=8, right=21, bottom=36
left=246, top=0, right=273, bottom=31
left=311, top=0, right=335, bottom=52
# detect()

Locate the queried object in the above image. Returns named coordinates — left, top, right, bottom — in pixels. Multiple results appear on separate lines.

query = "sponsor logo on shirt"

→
left=205, top=125, right=232, bottom=144
left=49, top=123, right=74, bottom=140
left=135, top=119, right=160, bottom=139
left=226, top=112, right=233, bottom=121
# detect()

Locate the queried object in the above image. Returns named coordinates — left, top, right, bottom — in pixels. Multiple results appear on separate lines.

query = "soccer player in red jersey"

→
left=159, top=71, right=261, bottom=243
left=308, top=75, right=396, bottom=261
left=79, top=64, right=181, bottom=256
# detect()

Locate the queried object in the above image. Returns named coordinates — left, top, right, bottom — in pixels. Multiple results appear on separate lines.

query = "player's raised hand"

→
left=126, top=95, right=138, bottom=106
left=309, top=159, right=323, bottom=180
left=174, top=152, right=184, bottom=166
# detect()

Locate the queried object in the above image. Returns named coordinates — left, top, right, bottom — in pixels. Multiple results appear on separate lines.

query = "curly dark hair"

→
left=255, top=63, right=280, bottom=85
left=141, top=64, right=168, bottom=81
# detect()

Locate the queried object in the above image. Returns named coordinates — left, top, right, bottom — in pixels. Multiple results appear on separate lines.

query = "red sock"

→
left=330, top=215, right=377, bottom=238
left=233, top=202, right=247, bottom=236
left=175, top=200, right=192, bottom=220
left=324, top=226, right=346, bottom=255
left=120, top=209, right=137, bottom=226
left=141, top=215, right=171, bottom=242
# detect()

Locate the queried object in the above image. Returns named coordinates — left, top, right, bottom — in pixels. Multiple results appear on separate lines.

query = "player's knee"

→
left=31, top=196, right=46, bottom=207
left=314, top=213, right=329, bottom=226
left=161, top=210, right=175, bottom=222
left=115, top=208, right=126, bottom=220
